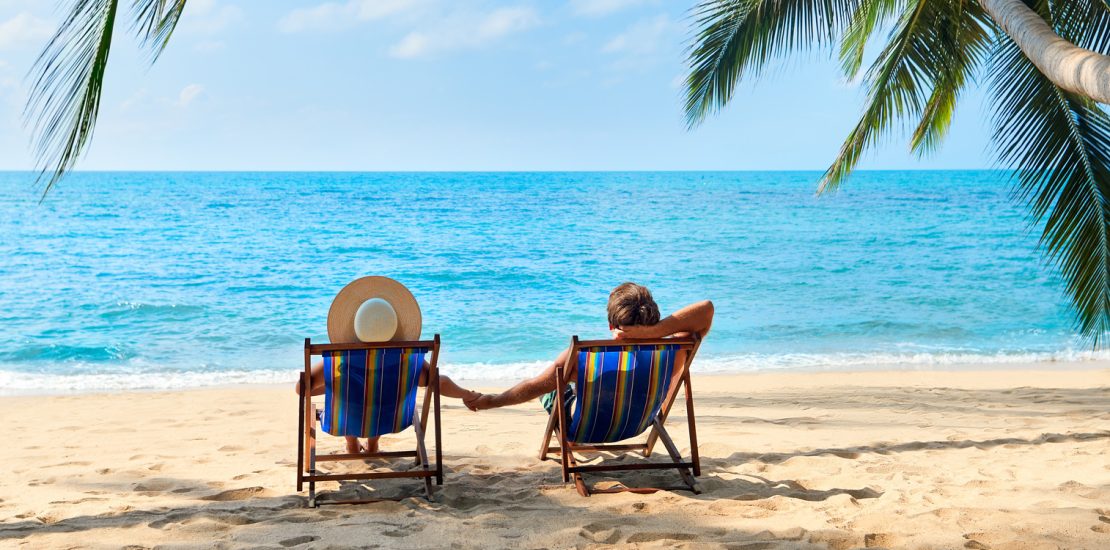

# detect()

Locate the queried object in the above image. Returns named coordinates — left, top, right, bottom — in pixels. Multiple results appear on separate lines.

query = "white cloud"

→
left=602, top=14, right=672, bottom=55
left=0, top=12, right=52, bottom=50
left=388, top=6, right=539, bottom=59
left=570, top=0, right=652, bottom=17
left=278, top=0, right=422, bottom=33
left=389, top=32, right=429, bottom=58
left=177, top=84, right=204, bottom=107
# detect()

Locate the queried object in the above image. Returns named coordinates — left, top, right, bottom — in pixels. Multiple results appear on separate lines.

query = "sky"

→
left=0, top=0, right=998, bottom=172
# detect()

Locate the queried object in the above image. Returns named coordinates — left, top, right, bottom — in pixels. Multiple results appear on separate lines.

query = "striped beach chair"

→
left=297, top=336, right=442, bottom=506
left=539, top=335, right=702, bottom=496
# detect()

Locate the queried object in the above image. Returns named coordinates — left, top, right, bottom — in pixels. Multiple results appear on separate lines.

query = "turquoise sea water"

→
left=0, top=171, right=1100, bottom=393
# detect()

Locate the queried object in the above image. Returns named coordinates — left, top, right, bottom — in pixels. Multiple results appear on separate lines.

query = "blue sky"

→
left=0, top=0, right=996, bottom=172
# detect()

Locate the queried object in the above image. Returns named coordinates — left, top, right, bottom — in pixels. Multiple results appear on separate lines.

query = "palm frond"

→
left=684, top=0, right=861, bottom=129
left=988, top=9, right=1110, bottom=343
left=1052, top=0, right=1110, bottom=53
left=24, top=0, right=120, bottom=198
left=131, top=0, right=187, bottom=60
left=24, top=0, right=187, bottom=198
left=839, top=0, right=901, bottom=79
left=908, top=0, right=991, bottom=155
left=819, top=0, right=930, bottom=192
left=819, top=0, right=988, bottom=192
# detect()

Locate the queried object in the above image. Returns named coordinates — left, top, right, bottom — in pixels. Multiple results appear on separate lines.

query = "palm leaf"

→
left=908, top=0, right=991, bottom=155
left=1052, top=0, right=1110, bottom=53
left=24, top=0, right=121, bottom=198
left=818, top=0, right=930, bottom=192
left=838, top=0, right=901, bottom=79
left=988, top=2, right=1110, bottom=343
left=819, top=0, right=989, bottom=192
left=131, top=0, right=187, bottom=60
left=684, top=0, right=861, bottom=129
left=24, top=0, right=186, bottom=198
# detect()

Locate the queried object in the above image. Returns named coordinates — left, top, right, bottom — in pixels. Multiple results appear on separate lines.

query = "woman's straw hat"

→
left=326, top=276, right=422, bottom=343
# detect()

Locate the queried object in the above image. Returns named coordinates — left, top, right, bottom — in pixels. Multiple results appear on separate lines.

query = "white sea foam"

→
left=2, top=349, right=1108, bottom=395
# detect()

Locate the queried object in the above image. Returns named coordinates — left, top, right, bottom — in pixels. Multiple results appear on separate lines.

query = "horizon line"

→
left=0, top=168, right=1008, bottom=174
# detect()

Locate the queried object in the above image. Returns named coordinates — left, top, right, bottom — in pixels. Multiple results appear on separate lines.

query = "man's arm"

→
left=473, top=346, right=572, bottom=410
left=613, top=300, right=714, bottom=340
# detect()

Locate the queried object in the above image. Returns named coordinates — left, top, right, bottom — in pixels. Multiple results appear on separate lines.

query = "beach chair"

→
left=539, top=335, right=702, bottom=496
left=297, top=336, right=442, bottom=506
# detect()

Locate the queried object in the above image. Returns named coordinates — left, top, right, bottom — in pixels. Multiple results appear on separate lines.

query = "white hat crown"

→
left=353, top=298, right=399, bottom=342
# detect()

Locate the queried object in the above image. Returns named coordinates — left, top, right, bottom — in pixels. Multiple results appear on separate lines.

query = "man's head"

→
left=607, top=282, right=660, bottom=329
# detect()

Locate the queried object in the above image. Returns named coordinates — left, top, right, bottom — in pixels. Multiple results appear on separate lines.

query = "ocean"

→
left=0, top=171, right=1100, bottom=393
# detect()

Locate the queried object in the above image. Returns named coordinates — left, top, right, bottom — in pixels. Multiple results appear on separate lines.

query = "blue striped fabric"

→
left=568, top=344, right=677, bottom=444
left=319, top=347, right=427, bottom=438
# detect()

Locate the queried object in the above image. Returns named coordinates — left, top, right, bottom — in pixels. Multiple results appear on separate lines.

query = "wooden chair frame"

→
left=539, top=335, right=702, bottom=496
left=296, top=335, right=443, bottom=506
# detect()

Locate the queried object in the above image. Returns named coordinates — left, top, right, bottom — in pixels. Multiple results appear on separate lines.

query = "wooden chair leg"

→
left=433, top=366, right=443, bottom=486
left=563, top=446, right=589, bottom=497
left=412, top=408, right=434, bottom=501
left=683, top=373, right=701, bottom=477
left=539, top=408, right=557, bottom=461
left=297, top=375, right=305, bottom=492
left=652, top=418, right=699, bottom=493
left=554, top=368, right=571, bottom=483
left=308, top=404, right=318, bottom=505
left=307, top=404, right=318, bottom=473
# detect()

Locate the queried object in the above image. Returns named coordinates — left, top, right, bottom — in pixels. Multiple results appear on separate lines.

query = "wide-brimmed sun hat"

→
left=326, top=276, right=422, bottom=343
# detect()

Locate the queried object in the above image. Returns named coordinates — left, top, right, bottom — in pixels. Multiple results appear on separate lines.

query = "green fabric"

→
left=540, top=384, right=574, bottom=421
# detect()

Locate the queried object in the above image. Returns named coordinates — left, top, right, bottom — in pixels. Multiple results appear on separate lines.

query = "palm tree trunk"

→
left=980, top=0, right=1110, bottom=103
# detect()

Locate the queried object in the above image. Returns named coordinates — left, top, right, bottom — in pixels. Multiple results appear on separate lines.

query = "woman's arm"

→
left=613, top=300, right=714, bottom=340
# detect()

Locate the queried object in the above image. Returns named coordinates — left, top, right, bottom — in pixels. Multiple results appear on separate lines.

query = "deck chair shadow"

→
left=539, top=335, right=702, bottom=496
left=297, top=336, right=443, bottom=507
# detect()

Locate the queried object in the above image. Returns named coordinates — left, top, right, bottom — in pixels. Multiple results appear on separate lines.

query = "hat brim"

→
left=327, top=276, right=422, bottom=343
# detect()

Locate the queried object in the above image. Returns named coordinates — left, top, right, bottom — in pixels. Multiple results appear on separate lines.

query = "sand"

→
left=1, top=367, right=1108, bottom=549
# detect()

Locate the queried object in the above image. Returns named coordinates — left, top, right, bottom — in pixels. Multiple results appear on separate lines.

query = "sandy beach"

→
left=1, top=367, right=1108, bottom=549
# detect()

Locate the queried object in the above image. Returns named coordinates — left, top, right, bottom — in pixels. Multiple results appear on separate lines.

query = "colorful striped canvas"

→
left=319, top=347, right=428, bottom=438
left=568, top=344, right=677, bottom=444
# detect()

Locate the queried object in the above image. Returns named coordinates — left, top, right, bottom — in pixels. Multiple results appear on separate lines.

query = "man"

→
left=471, top=282, right=713, bottom=410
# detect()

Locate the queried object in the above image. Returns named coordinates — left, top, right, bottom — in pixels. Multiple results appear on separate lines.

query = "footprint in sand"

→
left=625, top=532, right=697, bottom=544
left=864, top=533, right=899, bottom=548
left=807, top=530, right=861, bottom=550
left=200, top=486, right=271, bottom=501
left=148, top=512, right=192, bottom=529
left=730, top=543, right=778, bottom=550
left=578, top=522, right=622, bottom=544
left=279, top=536, right=319, bottom=547
left=133, top=479, right=176, bottom=492
left=383, top=524, right=425, bottom=537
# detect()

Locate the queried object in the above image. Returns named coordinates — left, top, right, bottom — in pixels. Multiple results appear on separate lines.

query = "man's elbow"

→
left=699, top=300, right=714, bottom=333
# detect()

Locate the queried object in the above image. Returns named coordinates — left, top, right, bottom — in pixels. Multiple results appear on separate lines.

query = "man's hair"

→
left=607, top=282, right=661, bottom=328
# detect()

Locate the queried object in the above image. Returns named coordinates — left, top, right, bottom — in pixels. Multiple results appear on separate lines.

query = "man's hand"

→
left=613, top=300, right=714, bottom=341
left=612, top=324, right=660, bottom=340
